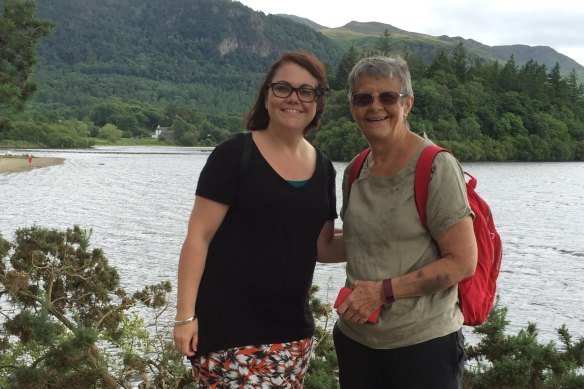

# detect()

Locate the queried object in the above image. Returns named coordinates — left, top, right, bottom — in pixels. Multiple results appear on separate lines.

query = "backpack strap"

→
left=414, top=145, right=449, bottom=229
left=239, top=132, right=252, bottom=178
left=348, top=147, right=371, bottom=192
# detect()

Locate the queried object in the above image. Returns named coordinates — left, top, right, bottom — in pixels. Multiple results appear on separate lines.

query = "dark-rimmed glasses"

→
left=351, top=91, right=408, bottom=107
left=268, top=82, right=324, bottom=103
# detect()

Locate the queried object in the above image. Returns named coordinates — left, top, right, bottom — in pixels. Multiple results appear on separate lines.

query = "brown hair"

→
left=245, top=51, right=329, bottom=135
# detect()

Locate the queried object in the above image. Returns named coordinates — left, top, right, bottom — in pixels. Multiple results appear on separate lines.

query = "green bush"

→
left=2, top=227, right=582, bottom=388
left=0, top=226, right=194, bottom=388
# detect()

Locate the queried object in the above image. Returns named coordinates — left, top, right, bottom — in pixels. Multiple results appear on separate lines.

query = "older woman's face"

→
left=350, top=75, right=413, bottom=142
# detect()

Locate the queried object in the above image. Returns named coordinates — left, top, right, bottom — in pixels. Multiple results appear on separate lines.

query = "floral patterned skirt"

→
left=191, top=338, right=313, bottom=388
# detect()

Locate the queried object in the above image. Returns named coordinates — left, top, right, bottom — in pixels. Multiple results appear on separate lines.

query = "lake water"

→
left=1, top=146, right=583, bottom=346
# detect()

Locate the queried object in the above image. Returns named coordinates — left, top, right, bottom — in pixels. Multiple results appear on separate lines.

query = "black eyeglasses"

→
left=351, top=91, right=408, bottom=107
left=268, top=82, right=325, bottom=103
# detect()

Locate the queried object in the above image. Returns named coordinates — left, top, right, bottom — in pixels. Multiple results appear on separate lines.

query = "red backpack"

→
left=348, top=145, right=502, bottom=326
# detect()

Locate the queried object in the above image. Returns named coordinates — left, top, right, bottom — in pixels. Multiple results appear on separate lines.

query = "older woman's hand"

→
left=337, top=280, right=386, bottom=324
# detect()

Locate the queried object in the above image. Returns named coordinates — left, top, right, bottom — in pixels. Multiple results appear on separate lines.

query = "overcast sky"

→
left=238, top=0, right=584, bottom=68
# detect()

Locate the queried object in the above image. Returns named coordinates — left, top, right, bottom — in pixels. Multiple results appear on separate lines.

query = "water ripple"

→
left=1, top=150, right=583, bottom=345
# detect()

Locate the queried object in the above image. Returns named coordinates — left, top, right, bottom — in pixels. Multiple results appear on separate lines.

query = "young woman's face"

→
left=265, top=62, right=319, bottom=133
left=350, top=75, right=413, bottom=142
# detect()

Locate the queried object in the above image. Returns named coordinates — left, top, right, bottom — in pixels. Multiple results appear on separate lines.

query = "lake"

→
left=1, top=146, right=583, bottom=345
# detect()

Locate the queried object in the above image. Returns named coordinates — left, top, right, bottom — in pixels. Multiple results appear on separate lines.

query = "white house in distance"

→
left=152, top=125, right=175, bottom=140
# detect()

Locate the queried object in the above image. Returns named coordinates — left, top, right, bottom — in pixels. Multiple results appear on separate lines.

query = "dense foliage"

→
left=0, top=0, right=52, bottom=132
left=464, top=301, right=584, bottom=389
left=0, top=226, right=194, bottom=388
left=311, top=44, right=584, bottom=162
left=2, top=226, right=582, bottom=388
left=30, top=0, right=343, bottom=117
left=1, top=0, right=583, bottom=161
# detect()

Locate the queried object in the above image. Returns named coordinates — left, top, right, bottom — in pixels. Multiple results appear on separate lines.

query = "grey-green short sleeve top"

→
left=338, top=140, right=472, bottom=349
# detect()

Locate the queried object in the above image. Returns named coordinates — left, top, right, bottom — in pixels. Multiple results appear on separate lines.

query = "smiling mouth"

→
left=283, top=109, right=302, bottom=113
left=367, top=116, right=389, bottom=122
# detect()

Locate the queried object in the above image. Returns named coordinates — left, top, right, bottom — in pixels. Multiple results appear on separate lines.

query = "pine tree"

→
left=377, top=29, right=392, bottom=56
left=0, top=0, right=53, bottom=132
left=331, top=45, right=361, bottom=90
left=451, top=42, right=468, bottom=82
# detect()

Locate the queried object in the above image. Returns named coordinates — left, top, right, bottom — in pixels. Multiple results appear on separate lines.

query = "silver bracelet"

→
left=174, top=314, right=197, bottom=326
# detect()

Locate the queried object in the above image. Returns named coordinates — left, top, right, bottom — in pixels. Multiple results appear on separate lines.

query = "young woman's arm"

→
left=316, top=220, right=346, bottom=263
left=173, top=196, right=229, bottom=356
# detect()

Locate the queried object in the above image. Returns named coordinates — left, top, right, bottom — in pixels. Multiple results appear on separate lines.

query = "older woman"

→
left=334, top=56, right=477, bottom=388
left=173, top=51, right=345, bottom=388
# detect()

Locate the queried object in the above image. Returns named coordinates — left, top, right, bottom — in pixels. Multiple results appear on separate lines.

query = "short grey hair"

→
left=347, top=56, right=413, bottom=103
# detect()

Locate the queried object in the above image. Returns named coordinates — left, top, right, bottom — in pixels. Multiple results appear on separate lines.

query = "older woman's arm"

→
left=394, top=216, right=477, bottom=296
left=338, top=216, right=477, bottom=324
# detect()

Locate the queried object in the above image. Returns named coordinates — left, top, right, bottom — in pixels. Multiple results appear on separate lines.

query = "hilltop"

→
left=29, top=0, right=583, bottom=120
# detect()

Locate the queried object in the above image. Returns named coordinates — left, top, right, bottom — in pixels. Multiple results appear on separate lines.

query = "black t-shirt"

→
left=194, top=132, right=337, bottom=354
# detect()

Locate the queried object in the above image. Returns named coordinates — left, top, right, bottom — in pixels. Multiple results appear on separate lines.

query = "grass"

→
left=0, top=140, right=43, bottom=148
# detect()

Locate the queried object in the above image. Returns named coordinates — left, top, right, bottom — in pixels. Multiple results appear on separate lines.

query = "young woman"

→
left=173, top=51, right=345, bottom=388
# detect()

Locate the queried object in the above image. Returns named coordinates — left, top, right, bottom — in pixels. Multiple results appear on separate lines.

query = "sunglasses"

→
left=351, top=91, right=408, bottom=107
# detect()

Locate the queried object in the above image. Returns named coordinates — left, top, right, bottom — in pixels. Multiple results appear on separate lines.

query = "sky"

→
left=238, top=0, right=584, bottom=68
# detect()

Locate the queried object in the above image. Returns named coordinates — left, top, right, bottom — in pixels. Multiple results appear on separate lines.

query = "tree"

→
left=499, top=56, right=519, bottom=91
left=98, top=123, right=123, bottom=143
left=304, top=285, right=338, bottom=389
left=312, top=117, right=367, bottom=161
left=171, top=115, right=199, bottom=146
left=377, top=29, right=392, bottom=56
left=565, top=69, right=583, bottom=101
left=319, top=89, right=352, bottom=125
left=465, top=300, right=584, bottom=388
left=458, top=115, right=483, bottom=140
left=90, top=99, right=164, bottom=138
left=547, top=62, right=563, bottom=97
left=331, top=45, right=361, bottom=91
left=426, top=50, right=455, bottom=87
left=493, top=112, right=527, bottom=139
left=0, top=0, right=53, bottom=132
left=518, top=59, right=549, bottom=105
left=450, top=81, right=487, bottom=121
left=0, top=226, right=194, bottom=387
left=412, top=79, right=455, bottom=122
left=451, top=42, right=468, bottom=82
left=402, top=49, right=427, bottom=80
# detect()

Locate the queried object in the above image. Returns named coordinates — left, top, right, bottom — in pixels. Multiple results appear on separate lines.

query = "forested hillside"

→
left=313, top=44, right=584, bottom=162
left=317, top=21, right=584, bottom=83
left=29, top=0, right=582, bottom=122
left=32, top=0, right=343, bottom=118
left=1, top=0, right=583, bottom=160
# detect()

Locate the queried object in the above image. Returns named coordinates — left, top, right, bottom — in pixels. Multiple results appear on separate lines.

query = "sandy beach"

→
left=0, top=156, right=65, bottom=174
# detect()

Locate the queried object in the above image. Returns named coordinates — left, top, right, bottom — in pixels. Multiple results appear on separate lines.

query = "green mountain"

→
left=283, top=18, right=583, bottom=81
left=30, top=0, right=583, bottom=121
left=32, top=0, right=344, bottom=117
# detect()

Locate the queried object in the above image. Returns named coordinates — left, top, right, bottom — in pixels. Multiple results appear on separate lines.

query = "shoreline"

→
left=0, top=156, right=65, bottom=174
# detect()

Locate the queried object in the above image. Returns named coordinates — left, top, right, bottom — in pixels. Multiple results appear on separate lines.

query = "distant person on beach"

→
left=333, top=56, right=477, bottom=388
left=173, top=51, right=345, bottom=387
